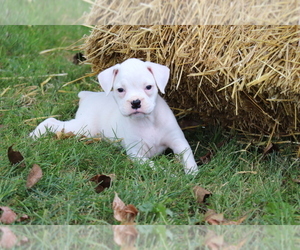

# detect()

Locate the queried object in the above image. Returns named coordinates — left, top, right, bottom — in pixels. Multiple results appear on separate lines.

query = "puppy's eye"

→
left=146, top=85, right=152, bottom=90
left=117, top=88, right=124, bottom=93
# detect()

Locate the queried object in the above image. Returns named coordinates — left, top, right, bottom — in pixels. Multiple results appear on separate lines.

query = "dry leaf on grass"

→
left=0, top=207, right=29, bottom=225
left=113, top=225, right=138, bottom=249
left=79, top=137, right=102, bottom=145
left=26, top=164, right=43, bottom=189
left=0, top=227, right=29, bottom=249
left=193, top=185, right=212, bottom=204
left=17, top=214, right=30, bottom=222
left=0, top=207, right=17, bottom=224
left=7, top=145, right=25, bottom=167
left=199, top=151, right=213, bottom=164
left=204, top=209, right=226, bottom=225
left=55, top=130, right=76, bottom=140
left=205, top=230, right=225, bottom=250
left=205, top=230, right=247, bottom=250
left=90, top=174, right=114, bottom=193
left=0, top=227, right=18, bottom=249
left=55, top=130, right=102, bottom=144
left=204, top=209, right=247, bottom=225
left=113, top=193, right=139, bottom=224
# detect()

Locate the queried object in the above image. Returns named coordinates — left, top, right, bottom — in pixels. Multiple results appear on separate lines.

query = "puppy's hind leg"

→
left=29, top=117, right=84, bottom=138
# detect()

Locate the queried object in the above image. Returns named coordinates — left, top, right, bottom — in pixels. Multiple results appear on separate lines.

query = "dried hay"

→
left=84, top=0, right=299, bottom=25
left=82, top=25, right=300, bottom=138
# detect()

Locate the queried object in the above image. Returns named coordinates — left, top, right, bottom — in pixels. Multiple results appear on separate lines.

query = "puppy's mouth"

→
left=130, top=111, right=147, bottom=116
left=126, top=110, right=151, bottom=118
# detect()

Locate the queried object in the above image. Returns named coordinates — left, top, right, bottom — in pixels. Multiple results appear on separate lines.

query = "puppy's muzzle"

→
left=131, top=99, right=141, bottom=110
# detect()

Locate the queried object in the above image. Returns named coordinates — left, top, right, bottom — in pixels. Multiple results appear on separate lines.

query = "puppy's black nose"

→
left=131, top=99, right=141, bottom=109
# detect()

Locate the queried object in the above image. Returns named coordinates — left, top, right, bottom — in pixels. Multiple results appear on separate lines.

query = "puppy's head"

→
left=97, top=58, right=170, bottom=117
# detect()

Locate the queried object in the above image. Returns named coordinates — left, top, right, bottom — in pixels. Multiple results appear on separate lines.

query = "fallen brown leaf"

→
left=17, top=214, right=30, bottom=222
left=26, top=164, right=43, bottom=189
left=7, top=145, right=25, bottom=167
left=123, top=205, right=139, bottom=224
left=204, top=209, right=247, bottom=225
left=205, top=230, right=225, bottom=250
left=113, top=193, right=126, bottom=222
left=204, top=230, right=247, bottom=250
left=193, top=185, right=212, bottom=204
left=19, top=236, right=29, bottom=247
left=0, top=207, right=17, bottom=224
left=55, top=129, right=76, bottom=140
left=221, top=215, right=248, bottom=225
left=90, top=174, right=112, bottom=193
left=113, top=193, right=139, bottom=224
left=113, top=225, right=138, bottom=249
left=81, top=137, right=102, bottom=145
left=204, top=209, right=225, bottom=225
left=0, top=227, right=18, bottom=249
left=199, top=151, right=213, bottom=164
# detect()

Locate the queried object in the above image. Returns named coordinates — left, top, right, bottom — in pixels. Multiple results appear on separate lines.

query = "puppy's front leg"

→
left=131, top=155, right=155, bottom=169
left=125, top=144, right=156, bottom=169
left=171, top=139, right=198, bottom=175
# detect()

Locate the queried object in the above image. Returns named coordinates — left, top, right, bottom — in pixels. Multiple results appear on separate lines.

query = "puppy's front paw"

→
left=184, top=165, right=199, bottom=175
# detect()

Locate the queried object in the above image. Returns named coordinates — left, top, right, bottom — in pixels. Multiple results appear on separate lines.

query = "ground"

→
left=0, top=25, right=299, bottom=248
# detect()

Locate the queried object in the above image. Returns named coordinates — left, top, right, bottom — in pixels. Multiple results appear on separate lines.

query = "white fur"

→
left=30, top=58, right=198, bottom=174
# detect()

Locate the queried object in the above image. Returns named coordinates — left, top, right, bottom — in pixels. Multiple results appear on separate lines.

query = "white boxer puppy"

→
left=30, top=58, right=198, bottom=174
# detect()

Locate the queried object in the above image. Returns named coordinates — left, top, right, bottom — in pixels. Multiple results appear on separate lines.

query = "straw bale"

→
left=84, top=0, right=299, bottom=25
left=83, top=25, right=300, bottom=137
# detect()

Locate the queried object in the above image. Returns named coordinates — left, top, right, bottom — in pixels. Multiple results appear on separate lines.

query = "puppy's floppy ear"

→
left=97, top=64, right=120, bottom=95
left=145, top=61, right=170, bottom=94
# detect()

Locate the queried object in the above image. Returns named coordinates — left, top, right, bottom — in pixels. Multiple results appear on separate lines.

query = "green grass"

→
left=4, top=225, right=300, bottom=249
left=0, top=26, right=300, bottom=229
left=0, top=0, right=90, bottom=24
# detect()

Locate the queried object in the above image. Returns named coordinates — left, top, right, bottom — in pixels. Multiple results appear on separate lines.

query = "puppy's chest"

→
left=124, top=126, right=166, bottom=154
